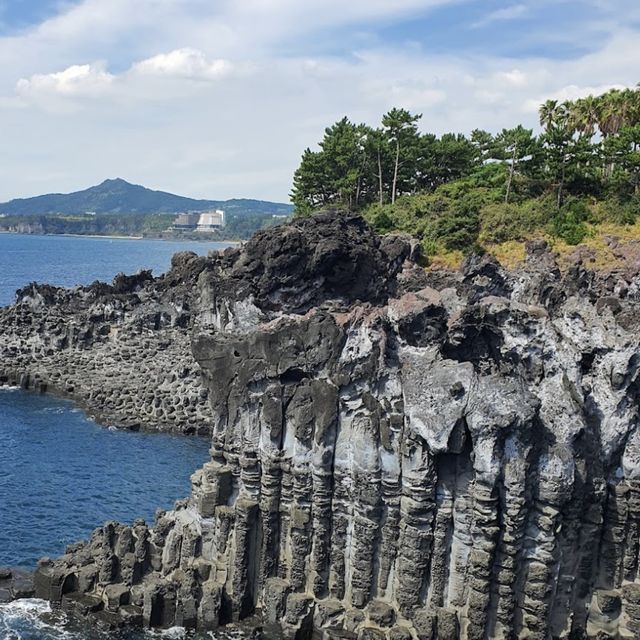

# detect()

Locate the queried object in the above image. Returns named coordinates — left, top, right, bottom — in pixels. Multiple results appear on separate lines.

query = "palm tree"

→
left=556, top=102, right=571, bottom=130
left=539, top=99, right=571, bottom=134
left=539, top=99, right=559, bottom=132
left=598, top=89, right=626, bottom=138
left=569, top=95, right=600, bottom=139
left=619, top=88, right=640, bottom=128
left=630, top=87, right=640, bottom=126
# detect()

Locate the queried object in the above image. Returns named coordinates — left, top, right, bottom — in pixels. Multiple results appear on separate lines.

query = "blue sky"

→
left=0, top=0, right=69, bottom=33
left=0, top=0, right=638, bottom=202
left=283, top=1, right=622, bottom=60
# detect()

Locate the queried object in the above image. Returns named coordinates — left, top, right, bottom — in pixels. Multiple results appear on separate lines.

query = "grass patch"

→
left=426, top=222, right=640, bottom=273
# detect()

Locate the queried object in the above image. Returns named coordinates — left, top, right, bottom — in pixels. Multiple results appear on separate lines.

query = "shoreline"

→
left=58, top=232, right=143, bottom=240
left=0, top=249, right=216, bottom=438
left=0, top=371, right=208, bottom=436
left=0, top=229, right=244, bottom=244
left=0, top=568, right=35, bottom=603
left=0, top=379, right=213, bottom=447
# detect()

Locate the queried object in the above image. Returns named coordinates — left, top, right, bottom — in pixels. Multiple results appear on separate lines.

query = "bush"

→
left=434, top=199, right=480, bottom=251
left=421, top=237, right=441, bottom=256
left=366, top=205, right=395, bottom=232
left=479, top=198, right=551, bottom=244
left=362, top=179, right=640, bottom=255
left=600, top=196, right=640, bottom=225
left=549, top=199, right=591, bottom=245
left=364, top=194, right=440, bottom=239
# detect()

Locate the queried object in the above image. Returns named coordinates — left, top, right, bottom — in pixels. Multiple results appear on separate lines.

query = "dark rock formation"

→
left=0, top=568, right=34, bottom=603
left=0, top=252, right=215, bottom=434
left=4, top=213, right=640, bottom=638
left=212, top=211, right=411, bottom=312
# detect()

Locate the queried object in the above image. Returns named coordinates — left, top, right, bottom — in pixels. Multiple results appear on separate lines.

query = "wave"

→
left=0, top=601, right=245, bottom=639
left=0, top=599, right=67, bottom=640
left=40, top=407, right=66, bottom=415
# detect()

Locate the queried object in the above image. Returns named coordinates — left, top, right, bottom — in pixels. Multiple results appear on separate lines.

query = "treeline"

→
left=0, top=213, right=175, bottom=236
left=0, top=211, right=289, bottom=240
left=291, top=86, right=640, bottom=249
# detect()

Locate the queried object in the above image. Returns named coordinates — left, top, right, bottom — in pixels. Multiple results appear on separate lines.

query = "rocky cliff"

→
left=0, top=252, right=218, bottom=433
left=8, top=212, right=640, bottom=639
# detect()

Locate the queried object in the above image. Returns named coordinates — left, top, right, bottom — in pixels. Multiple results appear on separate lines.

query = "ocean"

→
left=0, top=233, right=234, bottom=638
left=0, top=232, right=234, bottom=307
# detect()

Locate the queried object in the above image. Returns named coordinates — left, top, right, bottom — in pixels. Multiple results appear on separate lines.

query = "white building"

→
left=196, top=210, right=225, bottom=231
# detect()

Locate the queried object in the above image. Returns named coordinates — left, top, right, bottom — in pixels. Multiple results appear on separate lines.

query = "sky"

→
left=0, top=1, right=638, bottom=203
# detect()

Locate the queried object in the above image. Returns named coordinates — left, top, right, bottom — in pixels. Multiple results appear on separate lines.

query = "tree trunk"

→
left=391, top=140, right=400, bottom=205
left=377, top=149, right=384, bottom=206
left=505, top=145, right=517, bottom=204
left=557, top=156, right=566, bottom=209
left=634, top=143, right=639, bottom=196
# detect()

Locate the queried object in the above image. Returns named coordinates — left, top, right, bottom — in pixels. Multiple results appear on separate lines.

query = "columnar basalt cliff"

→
left=10, top=212, right=640, bottom=639
left=0, top=253, right=217, bottom=434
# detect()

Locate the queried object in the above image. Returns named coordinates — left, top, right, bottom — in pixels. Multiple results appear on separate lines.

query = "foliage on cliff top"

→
left=291, top=86, right=640, bottom=263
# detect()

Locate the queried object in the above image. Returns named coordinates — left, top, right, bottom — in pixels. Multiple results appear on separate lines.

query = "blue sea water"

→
left=0, top=232, right=234, bottom=307
left=0, top=390, right=216, bottom=639
left=0, top=388, right=211, bottom=568
left=0, top=233, right=233, bottom=638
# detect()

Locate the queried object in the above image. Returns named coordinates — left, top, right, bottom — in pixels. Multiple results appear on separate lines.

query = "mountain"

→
left=0, top=178, right=293, bottom=216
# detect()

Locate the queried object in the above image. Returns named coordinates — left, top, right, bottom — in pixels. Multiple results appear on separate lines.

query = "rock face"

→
left=0, top=254, right=215, bottom=433
left=0, top=568, right=34, bottom=603
left=11, top=212, right=640, bottom=639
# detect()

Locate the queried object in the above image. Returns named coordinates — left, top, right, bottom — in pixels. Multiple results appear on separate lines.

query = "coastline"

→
left=0, top=230, right=142, bottom=240
left=0, top=254, right=216, bottom=436
left=0, top=229, right=244, bottom=244
left=0, top=352, right=212, bottom=436
left=58, top=232, right=143, bottom=240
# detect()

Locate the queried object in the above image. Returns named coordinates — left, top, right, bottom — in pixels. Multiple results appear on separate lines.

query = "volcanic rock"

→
left=3, top=212, right=640, bottom=639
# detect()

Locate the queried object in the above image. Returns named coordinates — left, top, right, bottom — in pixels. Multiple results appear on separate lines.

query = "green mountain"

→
left=0, top=178, right=293, bottom=216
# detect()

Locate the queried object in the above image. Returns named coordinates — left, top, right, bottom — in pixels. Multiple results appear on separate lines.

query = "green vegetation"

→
left=0, top=178, right=293, bottom=217
left=0, top=178, right=293, bottom=240
left=0, top=211, right=287, bottom=240
left=291, top=86, right=640, bottom=257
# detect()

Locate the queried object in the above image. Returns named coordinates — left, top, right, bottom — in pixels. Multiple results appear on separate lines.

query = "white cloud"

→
left=523, top=82, right=630, bottom=113
left=471, top=4, right=529, bottom=29
left=0, top=1, right=638, bottom=202
left=131, top=48, right=232, bottom=80
left=498, top=69, right=528, bottom=87
left=16, top=62, right=114, bottom=97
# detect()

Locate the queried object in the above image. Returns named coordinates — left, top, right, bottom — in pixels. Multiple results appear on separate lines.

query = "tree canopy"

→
left=291, top=86, right=640, bottom=251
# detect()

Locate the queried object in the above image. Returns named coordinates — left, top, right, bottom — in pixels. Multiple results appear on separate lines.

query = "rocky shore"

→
left=0, top=569, right=34, bottom=604
left=0, top=254, right=216, bottom=434
left=3, top=212, right=640, bottom=639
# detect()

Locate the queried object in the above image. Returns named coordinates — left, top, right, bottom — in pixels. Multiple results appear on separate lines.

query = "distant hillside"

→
left=0, top=178, right=293, bottom=216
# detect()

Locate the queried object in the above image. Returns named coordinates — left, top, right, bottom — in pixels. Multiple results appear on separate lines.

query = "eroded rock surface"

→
left=7, top=213, right=640, bottom=639
left=0, top=253, right=216, bottom=433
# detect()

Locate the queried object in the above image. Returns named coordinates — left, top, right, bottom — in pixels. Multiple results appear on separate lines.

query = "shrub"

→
left=366, top=205, right=395, bottom=232
left=434, top=199, right=480, bottom=251
left=600, top=196, right=640, bottom=225
left=479, top=199, right=550, bottom=244
left=549, top=199, right=591, bottom=245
